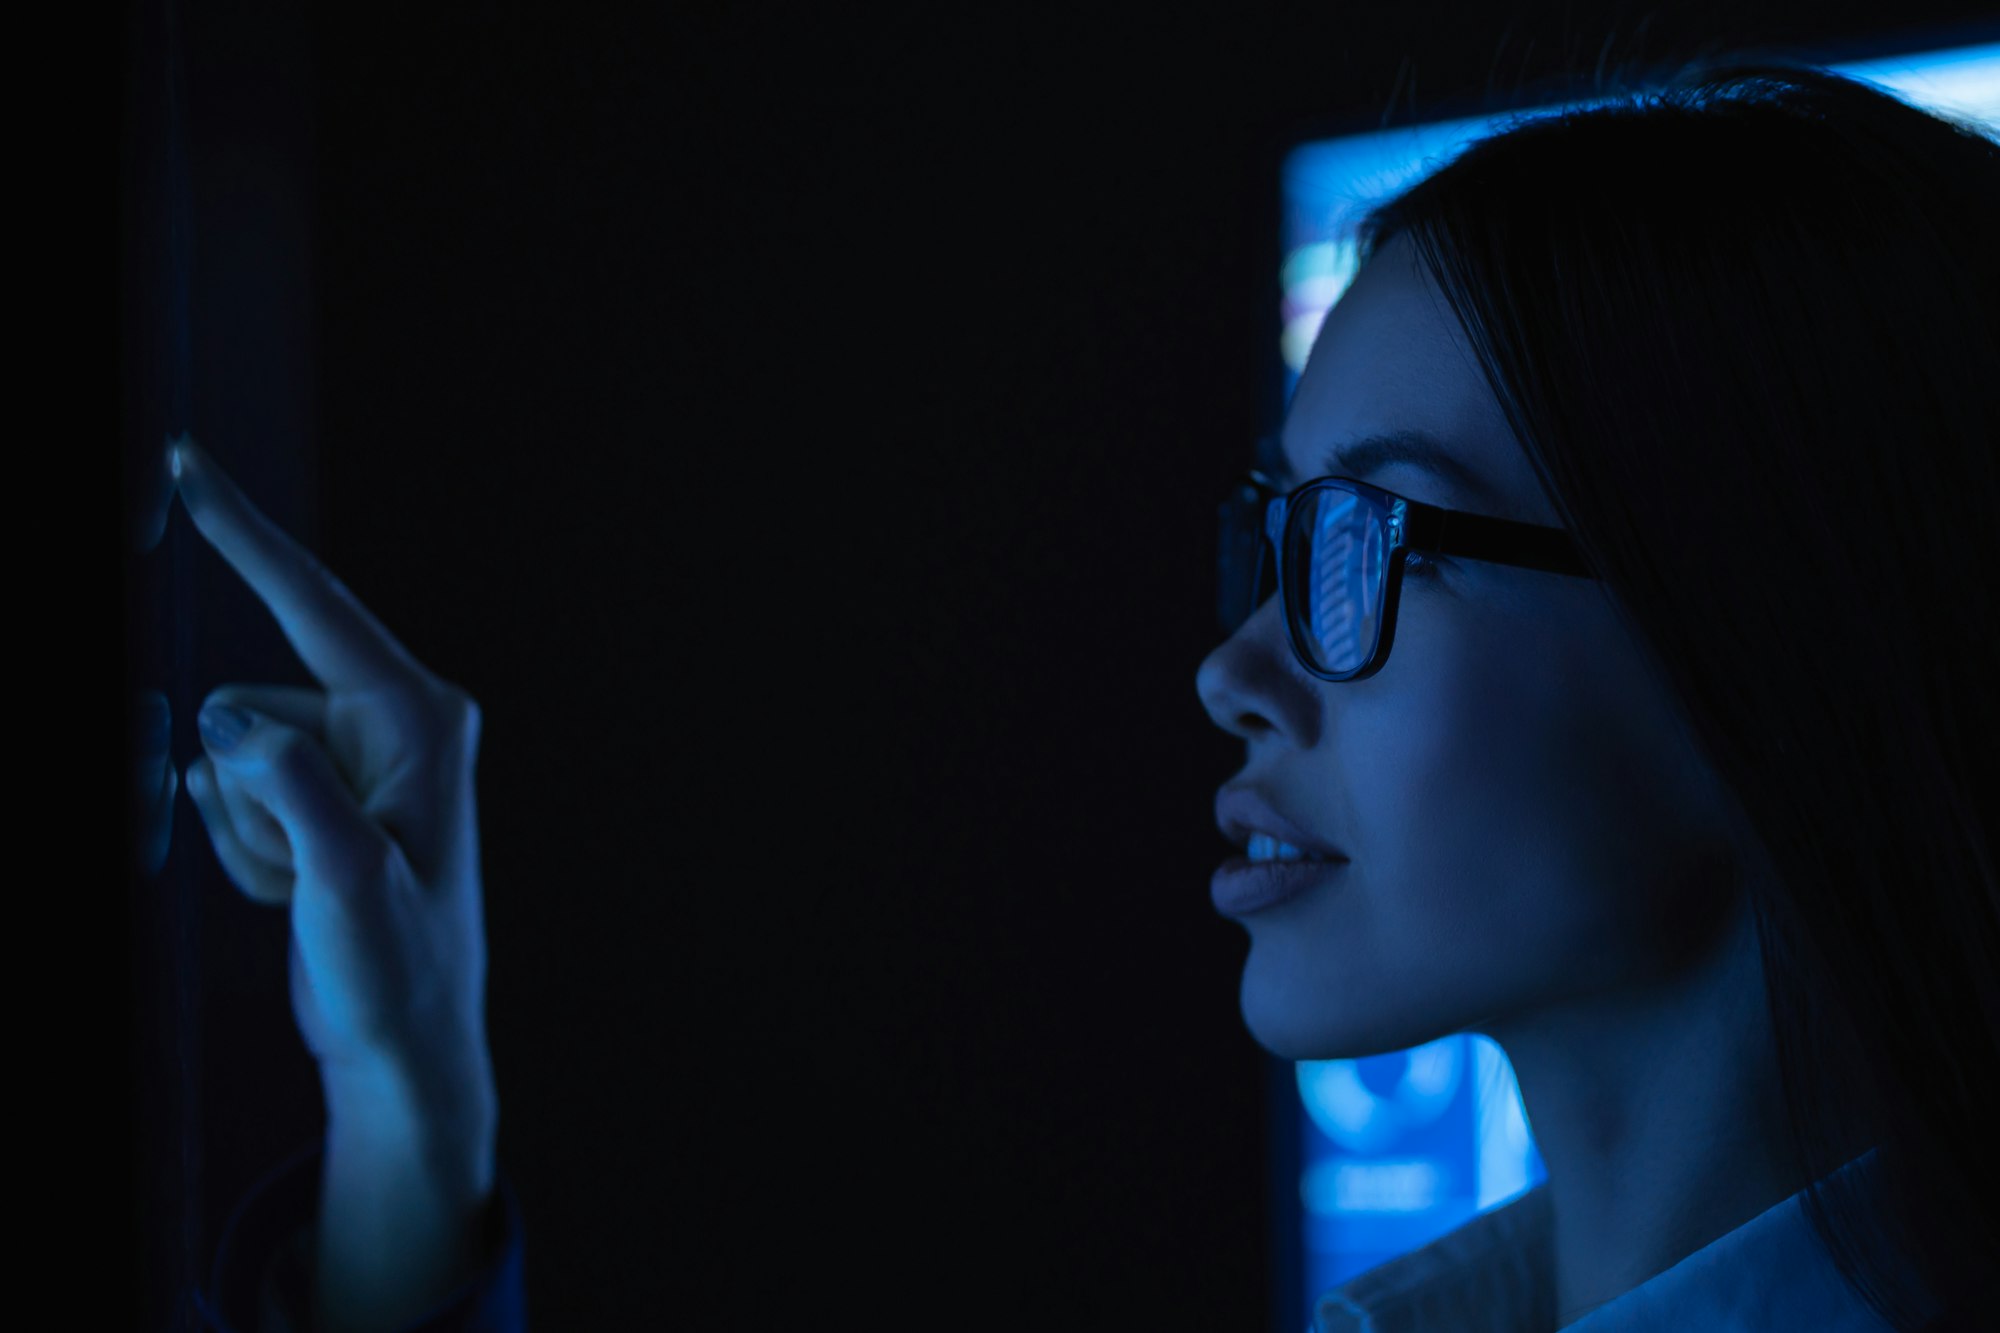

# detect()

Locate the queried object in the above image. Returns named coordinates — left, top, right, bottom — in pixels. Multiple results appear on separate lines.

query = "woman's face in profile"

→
left=1196, top=233, right=1750, bottom=1062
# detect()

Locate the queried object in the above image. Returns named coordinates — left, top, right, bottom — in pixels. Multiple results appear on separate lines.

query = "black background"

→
left=84, top=2, right=2000, bottom=1329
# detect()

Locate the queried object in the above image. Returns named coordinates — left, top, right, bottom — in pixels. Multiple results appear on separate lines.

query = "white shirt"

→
left=1311, top=1148, right=1932, bottom=1332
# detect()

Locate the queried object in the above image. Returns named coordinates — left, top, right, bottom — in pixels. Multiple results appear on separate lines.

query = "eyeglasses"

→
left=1217, top=461, right=1597, bottom=682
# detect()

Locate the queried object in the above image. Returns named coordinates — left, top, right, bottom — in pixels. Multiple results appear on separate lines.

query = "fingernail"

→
left=198, top=703, right=251, bottom=755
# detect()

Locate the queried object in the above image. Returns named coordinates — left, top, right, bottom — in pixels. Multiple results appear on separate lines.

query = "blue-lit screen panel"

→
left=1278, top=41, right=2000, bottom=399
left=1294, top=1035, right=1544, bottom=1297
left=1273, top=40, right=2000, bottom=1325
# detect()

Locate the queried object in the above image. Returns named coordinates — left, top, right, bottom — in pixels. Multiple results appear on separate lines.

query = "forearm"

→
left=312, top=1066, right=499, bottom=1333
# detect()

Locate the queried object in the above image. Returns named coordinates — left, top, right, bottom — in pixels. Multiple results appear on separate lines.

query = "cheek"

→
left=1352, top=667, right=1587, bottom=944
left=1233, top=593, right=1747, bottom=1063
left=1352, top=609, right=1731, bottom=995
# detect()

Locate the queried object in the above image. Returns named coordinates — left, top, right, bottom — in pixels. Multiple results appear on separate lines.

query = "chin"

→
left=1238, top=964, right=1467, bottom=1064
left=1238, top=968, right=1351, bottom=1062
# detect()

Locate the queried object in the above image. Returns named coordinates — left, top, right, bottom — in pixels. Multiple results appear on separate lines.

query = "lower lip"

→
left=1211, top=855, right=1350, bottom=916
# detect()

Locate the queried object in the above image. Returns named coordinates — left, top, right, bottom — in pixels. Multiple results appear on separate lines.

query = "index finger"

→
left=170, top=435, right=427, bottom=692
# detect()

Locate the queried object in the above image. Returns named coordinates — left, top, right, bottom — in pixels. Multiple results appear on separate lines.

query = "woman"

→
left=1196, top=57, right=1997, bottom=1332
left=181, top=53, right=1994, bottom=1333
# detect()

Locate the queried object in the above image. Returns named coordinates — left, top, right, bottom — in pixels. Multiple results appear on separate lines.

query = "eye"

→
left=1402, top=549, right=1440, bottom=579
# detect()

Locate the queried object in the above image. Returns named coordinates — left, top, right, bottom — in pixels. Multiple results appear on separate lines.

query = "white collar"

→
left=1313, top=1148, right=1929, bottom=1332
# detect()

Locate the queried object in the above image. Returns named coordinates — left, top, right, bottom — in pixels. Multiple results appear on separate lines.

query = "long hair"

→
left=1348, top=54, right=2000, bottom=1331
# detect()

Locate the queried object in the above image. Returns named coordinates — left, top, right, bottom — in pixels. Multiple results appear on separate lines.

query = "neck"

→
left=1490, top=891, right=1805, bottom=1326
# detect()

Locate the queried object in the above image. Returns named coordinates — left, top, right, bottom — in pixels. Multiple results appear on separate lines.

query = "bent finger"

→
left=202, top=684, right=327, bottom=745
left=210, top=750, right=295, bottom=868
left=185, top=757, right=294, bottom=906
left=197, top=702, right=391, bottom=897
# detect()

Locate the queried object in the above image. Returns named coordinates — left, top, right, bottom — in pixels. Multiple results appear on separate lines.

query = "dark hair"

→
left=1350, top=54, right=2000, bottom=1331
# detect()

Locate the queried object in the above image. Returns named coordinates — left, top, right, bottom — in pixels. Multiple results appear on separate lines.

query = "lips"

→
left=1214, top=785, right=1346, bottom=860
left=1211, top=853, right=1348, bottom=915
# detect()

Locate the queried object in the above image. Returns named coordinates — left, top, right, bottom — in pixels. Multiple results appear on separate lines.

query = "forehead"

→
left=1280, top=234, right=1552, bottom=526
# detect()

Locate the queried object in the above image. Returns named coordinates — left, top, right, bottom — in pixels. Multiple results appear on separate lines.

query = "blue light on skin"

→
left=1196, top=232, right=1806, bottom=1327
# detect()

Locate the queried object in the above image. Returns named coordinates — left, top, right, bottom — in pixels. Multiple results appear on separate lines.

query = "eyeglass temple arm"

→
left=1405, top=501, right=1595, bottom=579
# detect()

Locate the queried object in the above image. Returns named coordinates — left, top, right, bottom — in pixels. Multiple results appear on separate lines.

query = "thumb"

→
left=198, top=700, right=392, bottom=897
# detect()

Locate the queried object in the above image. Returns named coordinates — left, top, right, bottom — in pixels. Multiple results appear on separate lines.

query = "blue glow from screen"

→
left=1272, top=39, right=2000, bottom=1328
left=1291, top=1035, right=1546, bottom=1317
left=1277, top=42, right=2000, bottom=382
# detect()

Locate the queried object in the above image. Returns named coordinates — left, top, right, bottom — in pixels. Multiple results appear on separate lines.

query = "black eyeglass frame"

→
left=1220, top=466, right=1598, bottom=682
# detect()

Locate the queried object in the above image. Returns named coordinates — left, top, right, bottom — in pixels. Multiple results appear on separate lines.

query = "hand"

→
left=172, top=434, right=495, bottom=1126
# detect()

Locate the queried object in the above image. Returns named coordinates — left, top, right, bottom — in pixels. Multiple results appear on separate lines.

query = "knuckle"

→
left=433, top=680, right=477, bottom=720
left=427, top=681, right=483, bottom=751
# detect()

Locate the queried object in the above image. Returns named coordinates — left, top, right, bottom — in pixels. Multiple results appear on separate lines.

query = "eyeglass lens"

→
left=1285, top=486, right=1391, bottom=676
left=1218, top=482, right=1392, bottom=677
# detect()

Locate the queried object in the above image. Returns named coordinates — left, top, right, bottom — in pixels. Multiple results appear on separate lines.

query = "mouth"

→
left=1211, top=853, right=1349, bottom=916
left=1215, top=787, right=1346, bottom=861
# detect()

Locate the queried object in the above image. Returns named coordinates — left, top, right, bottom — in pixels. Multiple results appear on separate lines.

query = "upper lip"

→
left=1215, top=786, right=1347, bottom=858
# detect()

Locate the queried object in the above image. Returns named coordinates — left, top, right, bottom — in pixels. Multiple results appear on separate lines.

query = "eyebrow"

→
left=1267, top=427, right=1503, bottom=509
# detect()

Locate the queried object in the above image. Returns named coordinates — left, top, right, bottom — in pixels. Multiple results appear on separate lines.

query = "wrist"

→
left=322, top=1049, right=498, bottom=1197
left=314, top=1109, right=497, bottom=1333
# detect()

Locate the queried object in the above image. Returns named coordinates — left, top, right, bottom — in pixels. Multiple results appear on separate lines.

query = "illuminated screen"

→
left=1271, top=39, right=2000, bottom=1332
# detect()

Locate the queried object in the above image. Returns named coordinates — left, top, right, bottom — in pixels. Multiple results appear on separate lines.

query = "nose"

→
left=1196, top=597, right=1299, bottom=743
